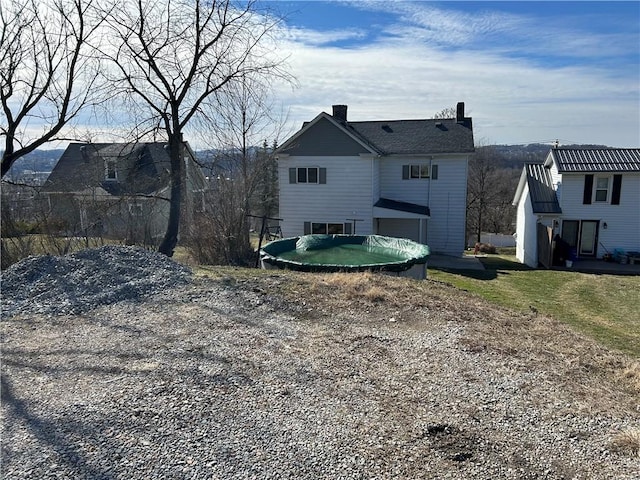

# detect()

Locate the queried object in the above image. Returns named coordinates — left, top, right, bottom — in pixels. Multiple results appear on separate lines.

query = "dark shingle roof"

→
left=346, top=117, right=474, bottom=155
left=374, top=198, right=430, bottom=216
left=550, top=148, right=640, bottom=173
left=525, top=163, right=562, bottom=214
left=42, top=143, right=172, bottom=195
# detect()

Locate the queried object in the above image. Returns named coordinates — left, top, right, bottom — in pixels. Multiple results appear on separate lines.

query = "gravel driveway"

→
left=2, top=247, right=638, bottom=479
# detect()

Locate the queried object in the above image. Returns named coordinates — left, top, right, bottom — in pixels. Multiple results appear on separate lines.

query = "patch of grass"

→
left=611, top=429, right=640, bottom=457
left=428, top=255, right=640, bottom=357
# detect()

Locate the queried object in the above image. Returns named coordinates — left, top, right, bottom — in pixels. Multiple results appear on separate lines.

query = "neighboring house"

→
left=41, top=142, right=207, bottom=244
left=275, top=103, right=475, bottom=256
left=512, top=148, right=640, bottom=267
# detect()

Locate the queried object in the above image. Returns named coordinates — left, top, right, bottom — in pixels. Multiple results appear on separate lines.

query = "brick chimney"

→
left=456, top=102, right=465, bottom=123
left=332, top=105, right=348, bottom=122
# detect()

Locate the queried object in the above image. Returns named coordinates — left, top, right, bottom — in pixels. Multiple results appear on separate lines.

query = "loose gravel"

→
left=2, top=247, right=639, bottom=479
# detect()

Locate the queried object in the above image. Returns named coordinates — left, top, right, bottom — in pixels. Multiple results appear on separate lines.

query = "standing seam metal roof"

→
left=525, top=163, right=562, bottom=214
left=551, top=148, right=640, bottom=173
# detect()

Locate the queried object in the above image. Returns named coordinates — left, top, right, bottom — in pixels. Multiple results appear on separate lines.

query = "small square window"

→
left=420, top=165, right=430, bottom=178
left=308, top=168, right=318, bottom=183
left=297, top=168, right=307, bottom=183
left=410, top=165, right=421, bottom=179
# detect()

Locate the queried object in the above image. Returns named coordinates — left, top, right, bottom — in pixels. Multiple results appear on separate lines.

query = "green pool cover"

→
left=260, top=234, right=430, bottom=272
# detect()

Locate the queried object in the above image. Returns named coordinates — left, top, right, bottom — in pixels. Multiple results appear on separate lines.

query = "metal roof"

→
left=549, top=148, right=640, bottom=173
left=525, top=163, right=562, bottom=214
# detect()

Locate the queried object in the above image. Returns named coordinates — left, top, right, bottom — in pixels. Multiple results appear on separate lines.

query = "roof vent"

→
left=382, top=125, right=393, bottom=133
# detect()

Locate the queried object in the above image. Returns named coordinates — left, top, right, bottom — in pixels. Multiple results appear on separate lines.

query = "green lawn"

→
left=428, top=255, right=640, bottom=357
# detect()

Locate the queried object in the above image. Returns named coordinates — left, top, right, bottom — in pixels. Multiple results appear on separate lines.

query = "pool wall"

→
left=260, top=234, right=429, bottom=279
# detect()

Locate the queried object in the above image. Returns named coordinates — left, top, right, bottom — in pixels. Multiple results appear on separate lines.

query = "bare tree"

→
left=101, top=0, right=287, bottom=257
left=466, top=144, right=517, bottom=244
left=433, top=107, right=457, bottom=119
left=0, top=0, right=104, bottom=177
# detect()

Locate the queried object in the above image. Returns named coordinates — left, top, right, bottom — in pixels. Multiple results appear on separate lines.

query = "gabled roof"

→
left=277, top=113, right=380, bottom=156
left=513, top=163, right=562, bottom=214
left=42, top=142, right=202, bottom=195
left=545, top=148, right=640, bottom=173
left=277, top=106, right=474, bottom=156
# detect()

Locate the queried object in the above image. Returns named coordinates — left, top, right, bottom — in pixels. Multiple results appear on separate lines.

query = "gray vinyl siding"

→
left=377, top=218, right=426, bottom=243
left=278, top=155, right=374, bottom=237
left=279, top=117, right=370, bottom=156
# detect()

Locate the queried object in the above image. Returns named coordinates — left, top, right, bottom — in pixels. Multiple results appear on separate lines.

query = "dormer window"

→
left=105, top=160, right=118, bottom=181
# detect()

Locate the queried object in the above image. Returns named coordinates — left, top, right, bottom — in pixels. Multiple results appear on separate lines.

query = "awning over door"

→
left=373, top=198, right=430, bottom=219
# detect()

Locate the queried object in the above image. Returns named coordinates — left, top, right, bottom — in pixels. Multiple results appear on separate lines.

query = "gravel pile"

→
left=1, top=246, right=191, bottom=317
left=2, top=250, right=638, bottom=479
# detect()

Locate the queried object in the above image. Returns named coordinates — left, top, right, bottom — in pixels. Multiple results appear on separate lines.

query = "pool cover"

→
left=260, top=234, right=430, bottom=272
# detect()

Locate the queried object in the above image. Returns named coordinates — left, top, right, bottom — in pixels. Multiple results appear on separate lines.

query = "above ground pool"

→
left=260, top=234, right=430, bottom=273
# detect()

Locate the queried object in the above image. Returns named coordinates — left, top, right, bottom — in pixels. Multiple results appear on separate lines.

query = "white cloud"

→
left=269, top=2, right=640, bottom=147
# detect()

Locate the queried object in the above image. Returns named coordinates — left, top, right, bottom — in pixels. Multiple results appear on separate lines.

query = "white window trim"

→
left=297, top=167, right=319, bottom=184
left=594, top=175, right=610, bottom=203
left=404, top=164, right=430, bottom=179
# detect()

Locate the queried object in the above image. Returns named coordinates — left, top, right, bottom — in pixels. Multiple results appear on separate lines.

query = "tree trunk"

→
left=158, top=134, right=183, bottom=257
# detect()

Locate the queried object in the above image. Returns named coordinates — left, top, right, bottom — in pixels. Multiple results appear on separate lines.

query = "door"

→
left=579, top=220, right=599, bottom=256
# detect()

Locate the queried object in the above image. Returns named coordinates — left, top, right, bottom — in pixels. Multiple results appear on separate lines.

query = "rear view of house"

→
left=276, top=103, right=475, bottom=256
left=41, top=142, right=207, bottom=245
left=513, top=148, right=640, bottom=267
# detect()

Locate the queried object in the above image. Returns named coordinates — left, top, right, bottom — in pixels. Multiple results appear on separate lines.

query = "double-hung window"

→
left=403, top=164, right=437, bottom=179
left=594, top=177, right=609, bottom=202
left=289, top=167, right=326, bottom=184
left=105, top=160, right=118, bottom=181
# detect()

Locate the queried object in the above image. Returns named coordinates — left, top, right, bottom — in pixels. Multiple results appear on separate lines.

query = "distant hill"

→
left=2, top=143, right=611, bottom=181
left=2, top=149, right=65, bottom=178
left=486, top=143, right=610, bottom=170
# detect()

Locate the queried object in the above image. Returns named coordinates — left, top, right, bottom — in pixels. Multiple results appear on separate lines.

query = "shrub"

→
left=474, top=242, right=497, bottom=254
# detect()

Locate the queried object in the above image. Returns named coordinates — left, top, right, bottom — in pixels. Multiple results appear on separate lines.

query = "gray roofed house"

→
left=275, top=103, right=475, bottom=264
left=513, top=147, right=640, bottom=268
left=41, top=142, right=207, bottom=245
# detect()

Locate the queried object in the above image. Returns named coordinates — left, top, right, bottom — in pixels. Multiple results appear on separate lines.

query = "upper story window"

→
left=594, top=177, right=609, bottom=202
left=402, top=164, right=437, bottom=179
left=289, top=167, right=327, bottom=184
left=583, top=174, right=622, bottom=205
left=105, top=160, right=118, bottom=181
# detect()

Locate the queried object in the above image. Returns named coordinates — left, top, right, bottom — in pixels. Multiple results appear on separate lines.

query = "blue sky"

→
left=266, top=1, right=640, bottom=147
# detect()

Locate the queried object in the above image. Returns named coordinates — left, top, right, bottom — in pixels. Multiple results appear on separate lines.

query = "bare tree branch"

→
left=1, top=0, right=107, bottom=177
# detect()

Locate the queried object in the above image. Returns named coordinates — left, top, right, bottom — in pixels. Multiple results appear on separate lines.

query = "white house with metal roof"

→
left=513, top=148, right=640, bottom=267
left=275, top=103, right=475, bottom=256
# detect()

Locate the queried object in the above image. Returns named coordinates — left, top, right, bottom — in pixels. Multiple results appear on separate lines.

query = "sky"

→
left=265, top=0, right=640, bottom=147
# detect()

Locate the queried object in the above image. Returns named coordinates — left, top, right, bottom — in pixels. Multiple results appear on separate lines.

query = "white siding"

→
left=515, top=183, right=538, bottom=267
left=560, top=172, right=640, bottom=256
left=278, top=155, right=374, bottom=237
left=377, top=155, right=468, bottom=255
left=426, top=156, right=469, bottom=255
